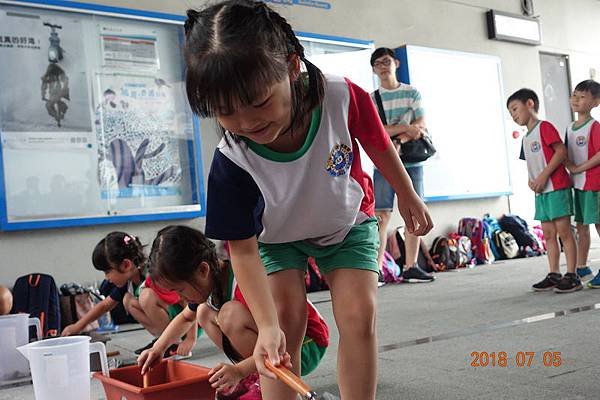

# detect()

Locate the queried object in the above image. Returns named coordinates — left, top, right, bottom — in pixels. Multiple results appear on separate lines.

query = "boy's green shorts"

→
left=534, top=189, right=573, bottom=222
left=574, top=189, right=600, bottom=224
left=300, top=338, right=327, bottom=376
left=258, top=217, right=380, bottom=275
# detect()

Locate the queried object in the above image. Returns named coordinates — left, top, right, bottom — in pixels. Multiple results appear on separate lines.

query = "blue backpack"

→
left=11, top=273, right=61, bottom=338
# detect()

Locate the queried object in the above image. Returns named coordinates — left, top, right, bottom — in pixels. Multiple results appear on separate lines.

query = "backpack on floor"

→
left=483, top=214, right=502, bottom=259
left=458, top=218, right=494, bottom=264
left=430, top=236, right=457, bottom=271
left=381, top=251, right=403, bottom=283
left=498, top=214, right=542, bottom=257
left=11, top=273, right=61, bottom=337
left=531, top=225, right=547, bottom=252
left=448, top=233, right=473, bottom=267
left=492, top=230, right=519, bottom=259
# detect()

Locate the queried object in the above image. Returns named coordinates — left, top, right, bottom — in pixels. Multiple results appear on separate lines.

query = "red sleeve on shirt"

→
left=345, top=78, right=391, bottom=152
left=540, top=121, right=562, bottom=147
left=590, top=121, right=600, bottom=156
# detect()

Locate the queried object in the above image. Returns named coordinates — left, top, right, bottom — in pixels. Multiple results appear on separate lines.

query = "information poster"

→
left=0, top=9, right=92, bottom=148
left=95, top=73, right=183, bottom=199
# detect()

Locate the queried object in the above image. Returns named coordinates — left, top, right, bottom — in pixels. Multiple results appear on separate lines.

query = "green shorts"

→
left=300, top=338, right=327, bottom=376
left=574, top=189, right=600, bottom=224
left=534, top=189, right=573, bottom=222
left=258, top=217, right=380, bottom=275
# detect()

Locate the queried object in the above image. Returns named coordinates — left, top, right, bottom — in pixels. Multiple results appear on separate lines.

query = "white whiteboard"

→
left=397, top=45, right=512, bottom=201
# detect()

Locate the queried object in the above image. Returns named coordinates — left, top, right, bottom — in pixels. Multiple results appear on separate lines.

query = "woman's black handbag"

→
left=374, top=89, right=436, bottom=163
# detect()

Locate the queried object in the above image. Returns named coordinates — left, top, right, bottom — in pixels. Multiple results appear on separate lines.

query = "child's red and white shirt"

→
left=565, top=118, right=600, bottom=191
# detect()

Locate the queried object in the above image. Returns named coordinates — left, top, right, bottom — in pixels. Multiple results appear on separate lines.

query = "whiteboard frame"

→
left=0, top=0, right=206, bottom=231
left=395, top=45, right=513, bottom=202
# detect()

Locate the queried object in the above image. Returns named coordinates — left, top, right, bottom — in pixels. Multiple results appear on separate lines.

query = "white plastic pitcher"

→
left=17, top=336, right=109, bottom=400
left=0, top=313, right=41, bottom=382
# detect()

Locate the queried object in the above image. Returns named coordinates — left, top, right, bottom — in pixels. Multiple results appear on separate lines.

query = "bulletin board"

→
left=0, top=0, right=205, bottom=231
left=396, top=45, right=512, bottom=201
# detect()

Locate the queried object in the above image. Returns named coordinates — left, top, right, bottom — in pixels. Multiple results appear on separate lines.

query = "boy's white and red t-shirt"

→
left=205, top=75, right=390, bottom=246
left=566, top=118, right=600, bottom=191
left=520, top=120, right=571, bottom=193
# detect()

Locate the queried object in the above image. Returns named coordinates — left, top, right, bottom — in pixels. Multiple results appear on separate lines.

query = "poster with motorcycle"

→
left=0, top=10, right=92, bottom=148
left=95, top=73, right=183, bottom=199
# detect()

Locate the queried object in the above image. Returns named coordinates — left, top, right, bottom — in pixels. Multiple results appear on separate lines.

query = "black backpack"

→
left=11, top=273, right=61, bottom=338
left=498, top=215, right=542, bottom=256
left=430, top=236, right=457, bottom=270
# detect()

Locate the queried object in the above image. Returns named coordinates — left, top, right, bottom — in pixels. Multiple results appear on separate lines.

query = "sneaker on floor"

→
left=576, top=266, right=594, bottom=282
left=554, top=273, right=583, bottom=293
left=401, top=266, right=435, bottom=282
left=532, top=273, right=561, bottom=292
left=587, top=270, right=600, bottom=288
left=134, top=338, right=157, bottom=355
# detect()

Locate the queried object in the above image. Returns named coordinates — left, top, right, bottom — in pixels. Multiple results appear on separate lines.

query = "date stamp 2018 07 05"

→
left=470, top=351, right=562, bottom=368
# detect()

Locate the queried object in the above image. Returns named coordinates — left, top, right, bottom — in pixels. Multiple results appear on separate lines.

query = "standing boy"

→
left=564, top=80, right=600, bottom=286
left=370, top=47, right=434, bottom=282
left=507, top=89, right=581, bottom=293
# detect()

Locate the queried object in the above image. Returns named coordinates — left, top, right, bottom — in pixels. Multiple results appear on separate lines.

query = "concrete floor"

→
left=2, top=244, right=600, bottom=399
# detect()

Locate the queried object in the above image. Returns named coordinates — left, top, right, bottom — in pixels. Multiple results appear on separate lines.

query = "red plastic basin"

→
left=93, top=359, right=215, bottom=400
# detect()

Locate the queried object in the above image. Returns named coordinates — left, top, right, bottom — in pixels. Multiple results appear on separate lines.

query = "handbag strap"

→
left=374, top=90, right=388, bottom=125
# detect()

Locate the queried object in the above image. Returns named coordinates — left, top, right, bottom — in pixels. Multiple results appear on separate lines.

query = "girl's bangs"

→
left=186, top=51, right=288, bottom=117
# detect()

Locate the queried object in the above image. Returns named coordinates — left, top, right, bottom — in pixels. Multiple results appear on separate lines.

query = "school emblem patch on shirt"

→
left=326, top=143, right=353, bottom=176
left=530, top=141, right=541, bottom=152
left=576, top=136, right=587, bottom=146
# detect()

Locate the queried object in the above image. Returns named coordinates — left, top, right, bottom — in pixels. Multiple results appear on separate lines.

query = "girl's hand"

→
left=61, top=324, right=80, bottom=337
left=176, top=337, right=195, bottom=357
left=397, top=195, right=433, bottom=236
left=138, top=346, right=164, bottom=375
left=253, top=326, right=287, bottom=379
left=208, top=363, right=244, bottom=392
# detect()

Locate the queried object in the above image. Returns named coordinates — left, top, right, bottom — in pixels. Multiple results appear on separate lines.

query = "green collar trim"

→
left=526, top=120, right=541, bottom=136
left=245, top=107, right=322, bottom=162
left=572, top=117, right=593, bottom=131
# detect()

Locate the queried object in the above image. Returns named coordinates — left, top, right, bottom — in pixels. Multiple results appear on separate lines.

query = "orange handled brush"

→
left=265, top=360, right=319, bottom=400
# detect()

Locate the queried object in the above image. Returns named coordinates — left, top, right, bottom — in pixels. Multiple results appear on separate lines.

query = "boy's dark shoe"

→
left=532, top=273, right=561, bottom=291
left=554, top=273, right=583, bottom=293
left=401, top=266, right=435, bottom=282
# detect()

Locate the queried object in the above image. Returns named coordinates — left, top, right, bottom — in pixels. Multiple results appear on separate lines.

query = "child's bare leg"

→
left=555, top=216, right=577, bottom=274
left=541, top=221, right=560, bottom=274
left=327, top=268, right=378, bottom=400
left=576, top=223, right=590, bottom=268
left=260, top=269, right=307, bottom=400
left=217, top=301, right=258, bottom=357
left=197, top=304, right=222, bottom=347
left=123, top=289, right=169, bottom=336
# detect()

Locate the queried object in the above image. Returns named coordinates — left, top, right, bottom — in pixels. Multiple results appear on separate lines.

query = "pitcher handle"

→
left=89, top=341, right=110, bottom=377
left=28, top=317, right=41, bottom=341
